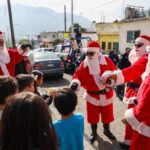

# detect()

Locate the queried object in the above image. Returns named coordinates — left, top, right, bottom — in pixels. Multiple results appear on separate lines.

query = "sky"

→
left=1, top=0, right=150, bottom=22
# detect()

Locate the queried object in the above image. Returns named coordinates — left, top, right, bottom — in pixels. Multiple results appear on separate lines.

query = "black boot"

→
left=90, top=124, right=98, bottom=144
left=119, top=142, right=130, bottom=149
left=103, top=124, right=116, bottom=140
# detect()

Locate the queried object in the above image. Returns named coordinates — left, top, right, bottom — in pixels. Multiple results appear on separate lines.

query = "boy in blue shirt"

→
left=53, top=88, right=84, bottom=150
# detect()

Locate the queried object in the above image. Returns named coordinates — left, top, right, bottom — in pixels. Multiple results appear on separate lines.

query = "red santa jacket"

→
left=0, top=49, right=24, bottom=77
left=125, top=74, right=150, bottom=137
left=115, top=54, right=148, bottom=104
left=71, top=56, right=117, bottom=106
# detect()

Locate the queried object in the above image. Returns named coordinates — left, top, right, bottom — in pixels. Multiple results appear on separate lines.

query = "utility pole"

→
left=7, top=0, right=16, bottom=48
left=122, top=0, right=125, bottom=19
left=71, top=0, right=74, bottom=37
left=64, top=5, right=67, bottom=32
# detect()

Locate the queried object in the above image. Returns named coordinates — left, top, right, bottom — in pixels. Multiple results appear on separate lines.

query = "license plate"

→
left=47, top=64, right=53, bottom=67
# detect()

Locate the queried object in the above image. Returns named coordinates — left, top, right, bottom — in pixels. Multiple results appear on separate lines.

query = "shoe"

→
left=103, top=130, right=116, bottom=140
left=90, top=133, right=98, bottom=144
left=119, top=142, right=130, bottom=149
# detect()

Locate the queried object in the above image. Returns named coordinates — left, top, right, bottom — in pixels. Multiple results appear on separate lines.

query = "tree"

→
left=68, top=23, right=87, bottom=33
left=53, top=38, right=63, bottom=46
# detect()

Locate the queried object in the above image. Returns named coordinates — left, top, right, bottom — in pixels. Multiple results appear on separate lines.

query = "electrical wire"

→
left=79, top=0, right=121, bottom=14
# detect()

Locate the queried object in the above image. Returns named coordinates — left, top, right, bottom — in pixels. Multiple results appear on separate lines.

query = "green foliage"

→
left=53, top=38, right=63, bottom=46
left=68, top=23, right=87, bottom=32
left=19, top=38, right=30, bottom=45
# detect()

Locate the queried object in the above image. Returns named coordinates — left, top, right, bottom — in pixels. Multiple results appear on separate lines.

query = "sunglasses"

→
left=86, top=52, right=95, bottom=57
left=135, top=43, right=144, bottom=48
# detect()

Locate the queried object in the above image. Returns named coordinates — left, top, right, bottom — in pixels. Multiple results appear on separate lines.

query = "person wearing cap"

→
left=117, top=47, right=131, bottom=69
left=122, top=45, right=150, bottom=150
left=102, top=35, right=150, bottom=149
left=70, top=41, right=117, bottom=143
left=0, top=31, right=30, bottom=77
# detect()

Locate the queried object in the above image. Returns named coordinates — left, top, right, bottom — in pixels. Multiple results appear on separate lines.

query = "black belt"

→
left=127, top=82, right=140, bottom=89
left=87, top=88, right=111, bottom=95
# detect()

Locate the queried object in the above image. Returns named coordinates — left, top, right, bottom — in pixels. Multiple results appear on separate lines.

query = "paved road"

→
left=43, top=73, right=127, bottom=150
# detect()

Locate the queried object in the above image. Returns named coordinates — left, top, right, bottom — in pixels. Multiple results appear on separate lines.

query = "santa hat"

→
left=135, top=35, right=150, bottom=45
left=0, top=31, right=4, bottom=40
left=84, top=41, right=101, bottom=53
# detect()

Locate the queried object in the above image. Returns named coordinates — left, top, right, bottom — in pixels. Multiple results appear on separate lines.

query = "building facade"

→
left=119, top=18, right=150, bottom=54
left=96, top=21, right=120, bottom=54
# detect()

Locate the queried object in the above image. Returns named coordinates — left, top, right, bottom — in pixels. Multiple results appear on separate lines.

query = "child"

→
left=15, top=74, right=35, bottom=93
left=31, top=70, right=52, bottom=105
left=0, top=76, right=18, bottom=119
left=53, top=88, right=84, bottom=150
left=0, top=92, right=58, bottom=150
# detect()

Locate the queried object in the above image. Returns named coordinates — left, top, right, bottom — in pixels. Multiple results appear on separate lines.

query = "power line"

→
left=79, top=0, right=121, bottom=14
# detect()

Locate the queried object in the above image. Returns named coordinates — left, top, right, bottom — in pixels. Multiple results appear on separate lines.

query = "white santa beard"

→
left=87, top=54, right=100, bottom=75
left=129, top=46, right=147, bottom=64
left=142, top=53, right=150, bottom=80
left=135, top=45, right=147, bottom=58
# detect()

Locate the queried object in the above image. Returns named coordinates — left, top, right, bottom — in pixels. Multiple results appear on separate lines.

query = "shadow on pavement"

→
left=84, top=133, right=123, bottom=150
left=42, top=76, right=70, bottom=88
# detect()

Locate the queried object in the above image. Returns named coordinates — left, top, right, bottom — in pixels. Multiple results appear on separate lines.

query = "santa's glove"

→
left=101, top=71, right=116, bottom=87
left=70, top=82, right=78, bottom=91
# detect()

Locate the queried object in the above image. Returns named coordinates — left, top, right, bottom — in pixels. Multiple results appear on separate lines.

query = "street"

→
left=43, top=73, right=127, bottom=150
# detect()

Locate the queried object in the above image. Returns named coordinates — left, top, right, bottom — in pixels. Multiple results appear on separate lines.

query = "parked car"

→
left=28, top=51, right=64, bottom=78
left=32, top=47, right=54, bottom=52
left=53, top=43, right=76, bottom=72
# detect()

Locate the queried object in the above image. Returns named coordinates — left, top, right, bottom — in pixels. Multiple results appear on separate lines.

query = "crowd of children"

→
left=0, top=70, right=84, bottom=150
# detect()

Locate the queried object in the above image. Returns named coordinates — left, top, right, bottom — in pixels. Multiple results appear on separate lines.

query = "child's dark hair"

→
left=31, top=70, right=43, bottom=95
left=15, top=74, right=34, bottom=92
left=0, top=76, right=18, bottom=104
left=0, top=92, right=58, bottom=150
left=31, top=70, right=52, bottom=106
left=54, top=88, right=77, bottom=116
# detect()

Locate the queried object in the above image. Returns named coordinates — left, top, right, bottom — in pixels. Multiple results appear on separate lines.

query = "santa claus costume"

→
left=0, top=31, right=28, bottom=77
left=70, top=41, right=117, bottom=143
left=102, top=35, right=150, bottom=148
left=125, top=45, right=150, bottom=150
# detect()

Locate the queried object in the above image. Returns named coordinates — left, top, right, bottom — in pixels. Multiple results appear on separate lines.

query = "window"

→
left=127, top=30, right=140, bottom=43
left=101, top=42, right=106, bottom=50
left=108, top=42, right=112, bottom=49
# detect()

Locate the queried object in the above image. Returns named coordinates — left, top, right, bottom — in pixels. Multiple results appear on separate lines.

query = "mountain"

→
left=0, top=4, right=92, bottom=39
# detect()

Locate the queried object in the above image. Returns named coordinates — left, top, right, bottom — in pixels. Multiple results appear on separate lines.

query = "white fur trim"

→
left=125, top=108, right=150, bottom=137
left=83, top=47, right=100, bottom=53
left=113, top=70, right=125, bottom=85
left=0, top=61, right=10, bottom=76
left=136, top=37, right=150, bottom=45
left=84, top=90, right=115, bottom=106
left=70, top=79, right=81, bottom=91
left=123, top=96, right=137, bottom=105
left=17, top=45, right=29, bottom=56
left=83, top=55, right=107, bottom=68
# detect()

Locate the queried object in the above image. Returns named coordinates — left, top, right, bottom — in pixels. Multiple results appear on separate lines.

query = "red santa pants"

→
left=86, top=101, right=114, bottom=124
left=124, top=104, right=134, bottom=145
left=130, top=130, right=150, bottom=150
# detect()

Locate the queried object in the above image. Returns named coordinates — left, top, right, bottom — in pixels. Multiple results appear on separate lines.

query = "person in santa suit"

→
left=0, top=31, right=30, bottom=77
left=102, top=35, right=150, bottom=149
left=123, top=45, right=150, bottom=150
left=70, top=41, right=117, bottom=143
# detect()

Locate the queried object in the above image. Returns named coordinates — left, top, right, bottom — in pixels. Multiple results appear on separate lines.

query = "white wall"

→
left=119, top=19, right=150, bottom=54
